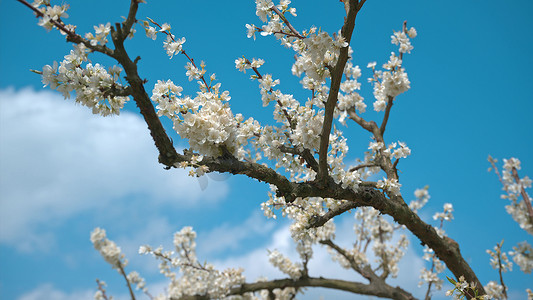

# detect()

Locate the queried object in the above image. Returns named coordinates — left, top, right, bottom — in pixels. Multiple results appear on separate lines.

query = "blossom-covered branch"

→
left=317, top=0, right=363, bottom=182
left=20, top=0, right=523, bottom=298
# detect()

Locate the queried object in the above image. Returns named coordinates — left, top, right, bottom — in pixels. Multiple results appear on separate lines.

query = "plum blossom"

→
left=377, top=177, right=402, bottom=196
left=268, top=250, right=302, bottom=279
left=255, top=0, right=274, bottom=22
left=409, top=186, right=430, bottom=213
left=85, top=23, right=111, bottom=46
left=163, top=36, right=186, bottom=58
left=509, top=241, right=533, bottom=274
left=30, top=1, right=531, bottom=298
left=433, top=203, right=454, bottom=222
left=90, top=228, right=127, bottom=269
left=40, top=43, right=129, bottom=116
left=138, top=227, right=245, bottom=299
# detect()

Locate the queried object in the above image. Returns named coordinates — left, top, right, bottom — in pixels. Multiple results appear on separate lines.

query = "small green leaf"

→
left=446, top=276, right=457, bottom=285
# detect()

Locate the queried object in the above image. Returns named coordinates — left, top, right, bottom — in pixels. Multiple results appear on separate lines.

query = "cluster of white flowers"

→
left=367, top=140, right=413, bottom=196
left=185, top=61, right=207, bottom=81
left=235, top=57, right=265, bottom=73
left=164, top=36, right=186, bottom=58
left=368, top=25, right=415, bottom=112
left=255, top=0, right=275, bottom=22
left=391, top=141, right=411, bottom=159
left=376, top=177, right=402, bottom=196
left=373, top=235, right=409, bottom=277
left=418, top=195, right=456, bottom=295
left=352, top=207, right=408, bottom=277
left=509, top=241, right=533, bottom=274
left=446, top=276, right=488, bottom=300
left=90, top=228, right=127, bottom=270
left=418, top=246, right=445, bottom=290
left=268, top=250, right=303, bottom=279
left=368, top=140, right=411, bottom=161
left=391, top=27, right=417, bottom=54
left=151, top=77, right=245, bottom=157
left=139, top=227, right=246, bottom=299
left=281, top=196, right=336, bottom=242
left=94, top=280, right=110, bottom=300
left=140, top=18, right=169, bottom=40
left=32, top=0, right=70, bottom=32
left=140, top=19, right=186, bottom=59
left=338, top=64, right=365, bottom=115
left=291, top=107, right=323, bottom=151
left=433, top=203, right=454, bottom=222
left=409, top=186, right=430, bottom=213
left=485, top=156, right=533, bottom=298
left=257, top=74, right=281, bottom=107
left=252, top=0, right=297, bottom=38
left=291, top=28, right=347, bottom=84
left=242, top=281, right=297, bottom=300
left=483, top=281, right=505, bottom=300
left=126, top=271, right=148, bottom=294
left=369, top=55, right=410, bottom=111
left=85, top=23, right=111, bottom=46
left=328, top=247, right=368, bottom=270
left=486, top=242, right=513, bottom=273
left=499, top=158, right=533, bottom=234
left=41, top=43, right=129, bottom=116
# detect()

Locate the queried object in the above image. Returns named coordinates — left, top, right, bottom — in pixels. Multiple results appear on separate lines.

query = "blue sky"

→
left=1, top=0, right=532, bottom=299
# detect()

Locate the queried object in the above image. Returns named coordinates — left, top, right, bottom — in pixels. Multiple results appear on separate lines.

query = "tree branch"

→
left=319, top=239, right=375, bottom=279
left=121, top=0, right=141, bottom=41
left=278, top=145, right=319, bottom=172
left=380, top=96, right=394, bottom=136
left=269, top=5, right=304, bottom=39
left=306, top=186, right=485, bottom=295
left=118, top=264, right=136, bottom=300
left=20, top=0, right=486, bottom=296
left=17, top=0, right=115, bottom=56
left=108, top=24, right=181, bottom=168
left=317, top=0, right=364, bottom=182
left=226, top=276, right=415, bottom=300
left=511, top=167, right=533, bottom=226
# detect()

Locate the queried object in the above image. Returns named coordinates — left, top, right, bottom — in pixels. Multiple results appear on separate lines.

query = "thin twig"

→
left=147, top=18, right=212, bottom=93
left=118, top=264, right=137, bottom=300
left=511, top=167, right=533, bottom=225
left=245, top=58, right=293, bottom=128
left=17, top=0, right=115, bottom=56
left=349, top=162, right=378, bottom=172
left=269, top=5, right=304, bottom=39
left=496, top=241, right=508, bottom=299
left=96, top=279, right=110, bottom=300
left=255, top=27, right=303, bottom=39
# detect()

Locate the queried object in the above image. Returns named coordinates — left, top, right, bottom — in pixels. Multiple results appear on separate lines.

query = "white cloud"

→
left=18, top=284, right=94, bottom=300
left=17, top=283, right=134, bottom=300
left=197, top=210, right=276, bottom=256
left=0, top=88, right=228, bottom=253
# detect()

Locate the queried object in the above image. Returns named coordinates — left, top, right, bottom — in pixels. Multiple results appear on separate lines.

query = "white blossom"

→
left=163, top=36, right=186, bottom=58
left=90, top=228, right=127, bottom=269
left=484, top=281, right=505, bottom=299
left=433, top=203, right=454, bottom=222
left=509, top=241, right=533, bottom=274
left=41, top=43, right=129, bottom=116
left=268, top=250, right=302, bottom=279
